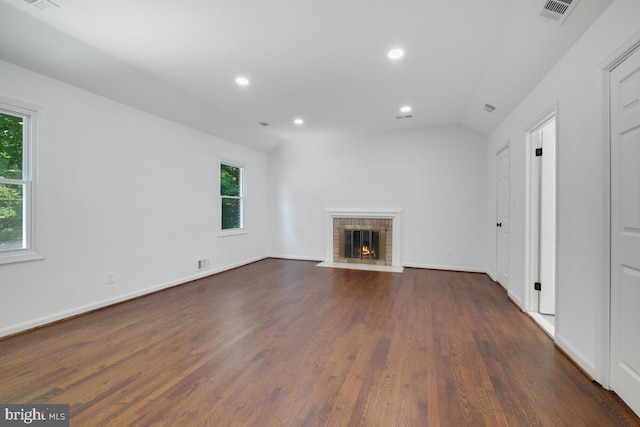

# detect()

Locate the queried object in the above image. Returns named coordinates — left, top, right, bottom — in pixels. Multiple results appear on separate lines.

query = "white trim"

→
left=556, top=332, right=597, bottom=380
left=485, top=269, right=497, bottom=282
left=0, top=250, right=43, bottom=265
left=218, top=158, right=246, bottom=235
left=495, top=139, right=510, bottom=155
left=0, top=255, right=268, bottom=338
left=218, top=157, right=247, bottom=170
left=600, top=30, right=640, bottom=71
left=317, top=261, right=404, bottom=273
left=508, top=290, right=525, bottom=311
left=268, top=254, right=324, bottom=262
left=524, top=104, right=558, bottom=134
left=0, top=99, right=41, bottom=263
left=272, top=254, right=487, bottom=275
left=599, top=31, right=640, bottom=390
left=528, top=311, right=555, bottom=338
left=324, top=208, right=402, bottom=268
left=495, top=141, right=510, bottom=289
left=218, top=229, right=248, bottom=237
left=525, top=128, right=535, bottom=313
left=524, top=103, right=559, bottom=317
left=600, top=50, right=614, bottom=391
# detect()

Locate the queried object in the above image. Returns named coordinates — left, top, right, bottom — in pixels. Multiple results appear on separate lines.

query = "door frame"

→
left=525, top=104, right=559, bottom=319
left=600, top=30, right=640, bottom=390
left=495, top=140, right=510, bottom=289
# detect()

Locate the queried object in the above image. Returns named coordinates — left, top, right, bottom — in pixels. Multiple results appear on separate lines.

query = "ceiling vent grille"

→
left=23, top=0, right=59, bottom=11
left=540, top=0, right=579, bottom=24
left=484, top=104, right=497, bottom=114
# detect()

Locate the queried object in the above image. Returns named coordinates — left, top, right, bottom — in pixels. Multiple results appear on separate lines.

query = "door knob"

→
left=497, top=223, right=502, bottom=227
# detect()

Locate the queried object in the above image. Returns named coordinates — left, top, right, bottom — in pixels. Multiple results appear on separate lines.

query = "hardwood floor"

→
left=1, top=259, right=638, bottom=426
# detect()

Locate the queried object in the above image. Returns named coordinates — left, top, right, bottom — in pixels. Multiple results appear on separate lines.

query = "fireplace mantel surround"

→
left=318, top=208, right=403, bottom=273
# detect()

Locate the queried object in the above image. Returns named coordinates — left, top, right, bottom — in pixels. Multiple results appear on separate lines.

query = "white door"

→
left=496, top=146, right=510, bottom=288
left=610, top=46, right=640, bottom=417
left=539, top=120, right=556, bottom=315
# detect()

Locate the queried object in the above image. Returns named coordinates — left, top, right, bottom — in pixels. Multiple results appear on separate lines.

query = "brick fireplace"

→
left=321, top=209, right=403, bottom=271
left=333, top=217, right=392, bottom=266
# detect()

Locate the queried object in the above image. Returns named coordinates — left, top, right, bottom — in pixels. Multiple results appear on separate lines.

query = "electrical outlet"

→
left=197, top=258, right=211, bottom=271
left=446, top=250, right=453, bottom=258
left=107, top=272, right=115, bottom=285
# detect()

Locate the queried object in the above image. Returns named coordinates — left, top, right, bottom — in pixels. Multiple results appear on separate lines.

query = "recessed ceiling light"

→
left=388, top=48, right=404, bottom=60
left=235, top=76, right=250, bottom=86
left=294, top=118, right=304, bottom=125
left=400, top=106, right=412, bottom=114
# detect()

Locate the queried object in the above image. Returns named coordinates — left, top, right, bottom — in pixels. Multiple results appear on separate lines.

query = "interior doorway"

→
left=528, top=113, right=557, bottom=337
left=608, top=41, right=640, bottom=417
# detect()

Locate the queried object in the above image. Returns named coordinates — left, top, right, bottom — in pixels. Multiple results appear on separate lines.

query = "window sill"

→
left=218, top=228, right=248, bottom=238
left=0, top=250, right=44, bottom=265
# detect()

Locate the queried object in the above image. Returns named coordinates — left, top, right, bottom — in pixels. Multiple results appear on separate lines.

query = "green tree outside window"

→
left=0, top=112, right=25, bottom=250
left=220, top=163, right=243, bottom=230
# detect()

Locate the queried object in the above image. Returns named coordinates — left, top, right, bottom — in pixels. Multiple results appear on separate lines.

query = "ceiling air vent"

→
left=540, top=0, right=580, bottom=24
left=23, top=0, right=60, bottom=11
left=484, top=104, right=497, bottom=114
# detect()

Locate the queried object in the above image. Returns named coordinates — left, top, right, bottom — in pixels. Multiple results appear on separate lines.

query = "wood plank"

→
left=0, top=259, right=638, bottom=426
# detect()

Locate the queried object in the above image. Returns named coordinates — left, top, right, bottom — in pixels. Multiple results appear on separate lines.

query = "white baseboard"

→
left=528, top=311, right=555, bottom=338
left=507, top=290, right=525, bottom=310
left=555, top=333, right=597, bottom=381
left=268, top=257, right=490, bottom=276
left=268, top=254, right=324, bottom=262
left=485, top=270, right=497, bottom=282
left=0, top=255, right=268, bottom=339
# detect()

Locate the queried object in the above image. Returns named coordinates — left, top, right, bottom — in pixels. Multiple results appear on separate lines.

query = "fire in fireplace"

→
left=339, top=226, right=386, bottom=265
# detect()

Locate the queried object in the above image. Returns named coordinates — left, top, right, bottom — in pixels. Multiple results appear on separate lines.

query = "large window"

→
left=220, top=161, right=245, bottom=232
left=0, top=102, right=36, bottom=261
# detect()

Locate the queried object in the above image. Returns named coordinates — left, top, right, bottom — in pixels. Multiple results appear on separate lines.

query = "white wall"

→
left=269, top=126, right=488, bottom=271
left=0, top=60, right=269, bottom=337
left=485, top=0, right=640, bottom=382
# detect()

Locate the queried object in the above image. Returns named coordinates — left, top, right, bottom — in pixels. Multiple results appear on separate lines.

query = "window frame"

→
left=0, top=99, right=42, bottom=264
left=218, top=159, right=247, bottom=237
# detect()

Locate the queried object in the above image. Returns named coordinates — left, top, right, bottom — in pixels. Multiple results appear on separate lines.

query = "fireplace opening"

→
left=339, top=225, right=386, bottom=265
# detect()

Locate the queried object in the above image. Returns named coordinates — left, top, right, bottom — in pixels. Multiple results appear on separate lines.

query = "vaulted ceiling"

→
left=0, top=0, right=613, bottom=152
